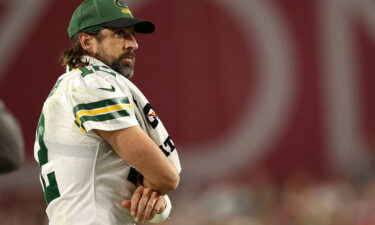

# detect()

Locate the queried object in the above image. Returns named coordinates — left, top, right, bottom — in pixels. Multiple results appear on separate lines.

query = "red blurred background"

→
left=0, top=0, right=374, bottom=224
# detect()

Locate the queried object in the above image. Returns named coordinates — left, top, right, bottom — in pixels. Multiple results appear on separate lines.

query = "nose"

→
left=124, top=34, right=138, bottom=51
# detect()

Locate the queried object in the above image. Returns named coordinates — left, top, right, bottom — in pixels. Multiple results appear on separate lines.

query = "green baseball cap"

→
left=68, top=0, right=155, bottom=40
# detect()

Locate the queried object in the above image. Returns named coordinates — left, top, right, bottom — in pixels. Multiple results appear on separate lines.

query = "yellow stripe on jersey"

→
left=72, top=97, right=133, bottom=132
left=75, top=104, right=133, bottom=125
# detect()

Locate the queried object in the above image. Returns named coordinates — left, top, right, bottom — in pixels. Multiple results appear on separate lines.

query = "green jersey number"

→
left=36, top=114, right=61, bottom=204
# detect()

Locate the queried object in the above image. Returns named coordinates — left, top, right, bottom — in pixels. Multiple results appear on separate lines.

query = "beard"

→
left=94, top=48, right=136, bottom=79
left=111, top=53, right=136, bottom=79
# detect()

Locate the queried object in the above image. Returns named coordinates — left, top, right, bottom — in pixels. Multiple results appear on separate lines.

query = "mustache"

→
left=119, top=52, right=136, bottom=61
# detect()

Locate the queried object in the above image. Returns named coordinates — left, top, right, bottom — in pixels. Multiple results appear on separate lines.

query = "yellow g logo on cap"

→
left=114, top=0, right=133, bottom=15
left=114, top=0, right=128, bottom=8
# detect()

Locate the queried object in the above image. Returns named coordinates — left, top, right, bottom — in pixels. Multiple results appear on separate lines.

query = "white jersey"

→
left=34, top=57, right=154, bottom=225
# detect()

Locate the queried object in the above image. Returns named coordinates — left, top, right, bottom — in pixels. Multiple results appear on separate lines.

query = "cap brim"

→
left=101, top=18, right=155, bottom=34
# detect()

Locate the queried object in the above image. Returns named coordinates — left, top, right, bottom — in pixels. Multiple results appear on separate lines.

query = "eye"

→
left=113, top=29, right=136, bottom=40
left=114, top=29, right=126, bottom=37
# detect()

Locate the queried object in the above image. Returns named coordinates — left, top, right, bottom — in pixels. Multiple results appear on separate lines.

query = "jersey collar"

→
left=65, top=56, right=110, bottom=72
left=81, top=56, right=108, bottom=67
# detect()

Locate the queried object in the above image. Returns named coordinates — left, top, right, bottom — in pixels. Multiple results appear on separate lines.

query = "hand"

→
left=122, top=185, right=166, bottom=223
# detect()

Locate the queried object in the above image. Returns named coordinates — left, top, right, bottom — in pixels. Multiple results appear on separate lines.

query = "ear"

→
left=78, top=33, right=96, bottom=53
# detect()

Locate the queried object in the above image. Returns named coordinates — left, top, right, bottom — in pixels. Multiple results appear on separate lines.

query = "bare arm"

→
left=0, top=101, right=24, bottom=173
left=95, top=126, right=180, bottom=195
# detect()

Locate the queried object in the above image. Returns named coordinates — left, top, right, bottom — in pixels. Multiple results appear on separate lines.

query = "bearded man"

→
left=34, top=0, right=181, bottom=224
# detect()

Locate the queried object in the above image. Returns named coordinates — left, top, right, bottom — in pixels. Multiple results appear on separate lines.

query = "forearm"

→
left=113, top=130, right=179, bottom=194
left=140, top=161, right=179, bottom=195
left=96, top=126, right=180, bottom=195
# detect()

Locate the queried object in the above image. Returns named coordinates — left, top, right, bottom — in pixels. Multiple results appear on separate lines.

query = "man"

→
left=34, top=0, right=181, bottom=224
left=0, top=100, right=24, bottom=173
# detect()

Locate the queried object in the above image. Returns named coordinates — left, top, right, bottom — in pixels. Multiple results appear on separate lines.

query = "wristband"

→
left=149, top=195, right=172, bottom=223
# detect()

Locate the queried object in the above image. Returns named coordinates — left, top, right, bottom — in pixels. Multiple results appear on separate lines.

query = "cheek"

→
left=95, top=41, right=123, bottom=61
left=92, top=46, right=99, bottom=55
left=107, top=41, right=124, bottom=55
left=91, top=43, right=102, bottom=55
left=110, top=46, right=123, bottom=57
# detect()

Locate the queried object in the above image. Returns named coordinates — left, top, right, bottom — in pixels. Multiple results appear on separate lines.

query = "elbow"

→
left=169, top=171, right=180, bottom=191
left=157, top=172, right=180, bottom=195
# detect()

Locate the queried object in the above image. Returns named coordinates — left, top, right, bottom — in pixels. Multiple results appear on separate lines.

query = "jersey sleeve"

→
left=69, top=70, right=139, bottom=133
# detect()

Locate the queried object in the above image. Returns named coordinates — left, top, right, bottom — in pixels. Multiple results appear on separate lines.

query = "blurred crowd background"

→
left=0, top=0, right=374, bottom=224
left=2, top=171, right=375, bottom=225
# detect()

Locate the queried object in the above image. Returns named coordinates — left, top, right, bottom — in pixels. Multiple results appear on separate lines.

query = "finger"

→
left=131, top=186, right=144, bottom=217
left=148, top=196, right=164, bottom=222
left=142, top=191, right=158, bottom=222
left=122, top=200, right=131, bottom=208
left=136, top=187, right=152, bottom=222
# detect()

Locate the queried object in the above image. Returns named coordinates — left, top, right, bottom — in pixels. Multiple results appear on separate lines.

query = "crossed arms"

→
left=96, top=126, right=180, bottom=223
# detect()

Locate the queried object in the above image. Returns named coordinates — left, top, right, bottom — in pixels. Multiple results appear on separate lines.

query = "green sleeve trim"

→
left=73, top=97, right=130, bottom=115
